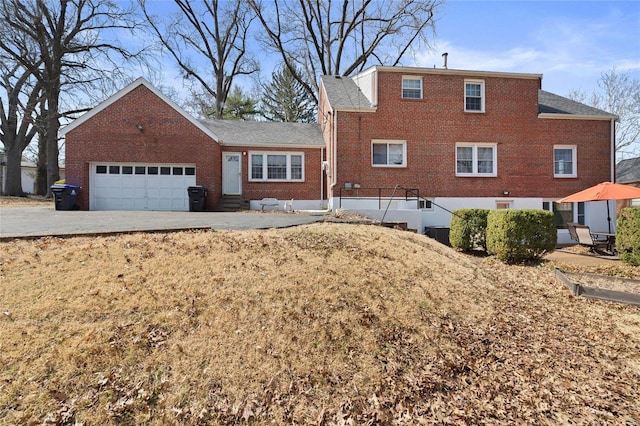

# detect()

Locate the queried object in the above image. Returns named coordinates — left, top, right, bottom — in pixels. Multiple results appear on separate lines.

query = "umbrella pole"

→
left=607, top=200, right=611, bottom=233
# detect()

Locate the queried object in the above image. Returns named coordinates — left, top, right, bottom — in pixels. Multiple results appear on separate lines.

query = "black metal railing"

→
left=338, top=186, right=420, bottom=209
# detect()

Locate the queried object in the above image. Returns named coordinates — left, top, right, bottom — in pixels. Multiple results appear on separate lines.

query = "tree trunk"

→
left=3, top=145, right=24, bottom=196
left=45, top=93, right=60, bottom=198
left=35, top=131, right=48, bottom=195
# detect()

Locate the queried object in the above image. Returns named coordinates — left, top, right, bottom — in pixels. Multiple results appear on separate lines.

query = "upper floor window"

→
left=465, top=80, right=485, bottom=112
left=372, top=140, right=406, bottom=167
left=554, top=145, right=577, bottom=178
left=456, top=143, right=497, bottom=176
left=249, top=152, right=304, bottom=182
left=402, top=77, right=422, bottom=99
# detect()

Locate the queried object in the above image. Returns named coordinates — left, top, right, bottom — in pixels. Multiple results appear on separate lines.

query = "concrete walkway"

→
left=545, top=248, right=621, bottom=266
left=0, top=206, right=327, bottom=239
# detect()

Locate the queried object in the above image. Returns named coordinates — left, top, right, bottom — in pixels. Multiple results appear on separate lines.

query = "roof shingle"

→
left=198, top=120, right=324, bottom=148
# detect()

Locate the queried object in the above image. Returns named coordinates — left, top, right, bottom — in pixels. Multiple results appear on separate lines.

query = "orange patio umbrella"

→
left=557, top=182, right=640, bottom=232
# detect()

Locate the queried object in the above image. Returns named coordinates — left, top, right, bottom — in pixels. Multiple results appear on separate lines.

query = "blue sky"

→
left=138, top=0, right=639, bottom=99
left=415, top=0, right=640, bottom=96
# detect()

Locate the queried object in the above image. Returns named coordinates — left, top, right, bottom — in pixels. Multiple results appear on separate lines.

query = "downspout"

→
left=330, top=111, right=338, bottom=210
left=320, top=146, right=324, bottom=207
left=610, top=118, right=616, bottom=182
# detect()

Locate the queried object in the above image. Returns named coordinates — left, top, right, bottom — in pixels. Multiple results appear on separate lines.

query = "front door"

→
left=222, top=153, right=242, bottom=195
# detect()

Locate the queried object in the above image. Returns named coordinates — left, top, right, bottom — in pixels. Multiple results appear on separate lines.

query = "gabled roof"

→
left=538, top=90, right=618, bottom=120
left=320, top=75, right=375, bottom=112
left=617, top=157, right=640, bottom=184
left=199, top=120, right=324, bottom=148
left=58, top=77, right=219, bottom=141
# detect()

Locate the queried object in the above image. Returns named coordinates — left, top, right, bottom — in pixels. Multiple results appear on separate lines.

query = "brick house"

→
left=318, top=66, right=617, bottom=243
left=61, top=78, right=325, bottom=212
left=62, top=69, right=617, bottom=243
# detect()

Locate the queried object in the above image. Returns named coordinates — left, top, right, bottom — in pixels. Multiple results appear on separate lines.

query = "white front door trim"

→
left=222, top=152, right=242, bottom=195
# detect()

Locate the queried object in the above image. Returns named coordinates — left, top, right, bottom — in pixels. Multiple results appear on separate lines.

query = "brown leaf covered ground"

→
left=0, top=223, right=638, bottom=425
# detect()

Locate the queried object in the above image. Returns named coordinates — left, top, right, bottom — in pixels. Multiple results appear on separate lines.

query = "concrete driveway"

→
left=0, top=206, right=327, bottom=239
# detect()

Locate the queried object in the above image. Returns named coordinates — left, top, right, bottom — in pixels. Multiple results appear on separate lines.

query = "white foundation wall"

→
left=249, top=199, right=325, bottom=211
left=331, top=196, right=615, bottom=245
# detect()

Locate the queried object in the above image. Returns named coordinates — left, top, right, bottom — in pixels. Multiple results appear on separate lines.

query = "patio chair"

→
left=566, top=222, right=579, bottom=242
left=573, top=224, right=610, bottom=254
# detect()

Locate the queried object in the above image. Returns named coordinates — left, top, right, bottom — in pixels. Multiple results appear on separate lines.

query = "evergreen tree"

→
left=222, top=86, right=257, bottom=120
left=260, top=65, right=316, bottom=123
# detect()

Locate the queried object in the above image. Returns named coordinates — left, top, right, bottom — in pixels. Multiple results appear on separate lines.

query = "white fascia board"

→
left=538, top=113, right=618, bottom=121
left=332, top=107, right=377, bottom=113
left=220, top=142, right=324, bottom=149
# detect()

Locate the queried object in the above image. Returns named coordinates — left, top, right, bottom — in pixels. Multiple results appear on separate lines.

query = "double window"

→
left=402, top=76, right=422, bottom=99
left=464, top=80, right=485, bottom=112
left=456, top=143, right=496, bottom=176
left=372, top=140, right=406, bottom=167
left=554, top=145, right=577, bottom=178
left=249, top=152, right=304, bottom=181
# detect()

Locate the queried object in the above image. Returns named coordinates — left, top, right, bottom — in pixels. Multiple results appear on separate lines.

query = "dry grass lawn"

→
left=0, top=195, right=51, bottom=207
left=1, top=223, right=638, bottom=425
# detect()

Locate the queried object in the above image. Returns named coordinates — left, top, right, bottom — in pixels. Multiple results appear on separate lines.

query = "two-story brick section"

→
left=318, top=66, right=617, bottom=243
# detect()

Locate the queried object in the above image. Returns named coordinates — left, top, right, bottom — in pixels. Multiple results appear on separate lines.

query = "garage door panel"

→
left=91, top=163, right=196, bottom=211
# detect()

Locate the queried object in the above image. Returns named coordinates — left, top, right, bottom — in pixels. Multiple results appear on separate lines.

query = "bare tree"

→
left=0, top=54, right=43, bottom=196
left=249, top=0, right=442, bottom=103
left=568, top=67, right=640, bottom=160
left=141, top=0, right=259, bottom=119
left=0, top=0, right=143, bottom=196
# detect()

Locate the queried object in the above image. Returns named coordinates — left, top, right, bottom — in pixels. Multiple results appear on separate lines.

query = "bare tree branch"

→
left=568, top=67, right=640, bottom=160
left=0, top=0, right=147, bottom=196
left=140, top=0, right=259, bottom=119
left=250, top=0, right=442, bottom=103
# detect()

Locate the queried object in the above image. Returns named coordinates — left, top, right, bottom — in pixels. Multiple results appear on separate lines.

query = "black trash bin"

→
left=187, top=186, right=207, bottom=212
left=51, top=184, right=80, bottom=211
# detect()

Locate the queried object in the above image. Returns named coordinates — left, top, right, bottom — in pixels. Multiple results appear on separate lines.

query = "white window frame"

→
left=248, top=151, right=305, bottom=182
left=496, top=200, right=513, bottom=209
left=419, top=198, right=434, bottom=211
left=402, top=76, right=422, bottom=99
left=371, top=139, right=407, bottom=168
left=464, top=79, right=485, bottom=113
left=553, top=145, right=577, bottom=178
left=455, top=143, right=497, bottom=177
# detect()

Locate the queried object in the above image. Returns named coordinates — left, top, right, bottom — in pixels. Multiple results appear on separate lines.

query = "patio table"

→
left=592, top=231, right=616, bottom=255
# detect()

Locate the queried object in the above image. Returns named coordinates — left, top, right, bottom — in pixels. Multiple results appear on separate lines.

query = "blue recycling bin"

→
left=51, top=184, right=80, bottom=210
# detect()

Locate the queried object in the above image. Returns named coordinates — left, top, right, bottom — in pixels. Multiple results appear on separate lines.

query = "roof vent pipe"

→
left=442, top=52, right=448, bottom=69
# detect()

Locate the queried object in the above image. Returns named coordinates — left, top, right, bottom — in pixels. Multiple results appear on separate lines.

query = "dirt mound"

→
left=1, top=223, right=638, bottom=424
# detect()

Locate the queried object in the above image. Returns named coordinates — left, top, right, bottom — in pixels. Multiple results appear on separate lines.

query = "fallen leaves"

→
left=0, top=224, right=638, bottom=425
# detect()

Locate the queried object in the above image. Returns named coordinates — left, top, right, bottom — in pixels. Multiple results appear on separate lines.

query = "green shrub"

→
left=449, top=208, right=489, bottom=251
left=617, top=207, right=640, bottom=266
left=486, top=209, right=557, bottom=264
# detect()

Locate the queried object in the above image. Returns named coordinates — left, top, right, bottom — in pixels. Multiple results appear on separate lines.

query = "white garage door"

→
left=90, top=163, right=197, bottom=211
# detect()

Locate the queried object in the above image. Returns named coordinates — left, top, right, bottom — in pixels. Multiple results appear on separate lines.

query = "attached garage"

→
left=90, top=163, right=196, bottom=211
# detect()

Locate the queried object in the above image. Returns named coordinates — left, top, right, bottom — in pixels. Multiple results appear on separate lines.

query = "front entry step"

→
left=218, top=195, right=249, bottom=211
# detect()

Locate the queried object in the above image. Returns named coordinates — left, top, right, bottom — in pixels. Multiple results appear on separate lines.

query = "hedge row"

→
left=450, top=208, right=557, bottom=264
left=617, top=207, right=640, bottom=266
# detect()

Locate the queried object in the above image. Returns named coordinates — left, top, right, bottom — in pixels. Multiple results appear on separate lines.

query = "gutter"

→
left=330, top=111, right=338, bottom=210
left=611, top=119, right=616, bottom=182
